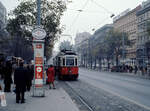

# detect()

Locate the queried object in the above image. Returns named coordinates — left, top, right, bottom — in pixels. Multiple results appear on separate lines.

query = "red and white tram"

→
left=53, top=50, right=79, bottom=80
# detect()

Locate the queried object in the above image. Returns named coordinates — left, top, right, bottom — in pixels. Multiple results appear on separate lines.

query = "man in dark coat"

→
left=26, top=65, right=34, bottom=91
left=14, top=62, right=27, bottom=103
left=4, top=61, right=12, bottom=92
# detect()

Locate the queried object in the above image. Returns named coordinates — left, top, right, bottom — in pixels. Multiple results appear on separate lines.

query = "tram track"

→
left=58, top=79, right=150, bottom=111
left=59, top=80, right=94, bottom=111
left=65, top=81, right=94, bottom=111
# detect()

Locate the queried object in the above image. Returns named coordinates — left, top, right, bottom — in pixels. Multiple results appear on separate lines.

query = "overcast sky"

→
left=1, top=0, right=143, bottom=51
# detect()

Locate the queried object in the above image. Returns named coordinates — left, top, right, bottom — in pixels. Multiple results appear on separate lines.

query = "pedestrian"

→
left=129, top=66, right=133, bottom=73
left=134, top=65, right=138, bottom=74
left=3, top=61, right=13, bottom=92
left=26, top=65, right=34, bottom=91
left=12, top=61, right=18, bottom=74
left=0, top=61, right=5, bottom=79
left=145, top=66, right=147, bottom=74
left=0, top=74, right=2, bottom=91
left=0, top=84, right=2, bottom=91
left=14, top=62, right=27, bottom=103
left=47, top=65, right=55, bottom=89
left=140, top=66, right=144, bottom=75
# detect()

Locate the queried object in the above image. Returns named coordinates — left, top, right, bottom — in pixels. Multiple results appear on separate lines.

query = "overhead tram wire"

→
left=65, top=0, right=90, bottom=42
left=92, top=16, right=110, bottom=31
left=67, top=8, right=107, bottom=13
left=89, top=0, right=115, bottom=31
left=69, top=0, right=90, bottom=29
left=90, top=0, right=115, bottom=18
left=90, top=0, right=112, bottom=14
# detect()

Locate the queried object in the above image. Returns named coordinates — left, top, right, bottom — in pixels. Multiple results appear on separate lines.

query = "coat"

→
left=27, top=67, right=34, bottom=84
left=4, top=67, right=12, bottom=84
left=14, top=67, right=27, bottom=92
left=3, top=61, right=12, bottom=85
left=47, top=67, right=55, bottom=83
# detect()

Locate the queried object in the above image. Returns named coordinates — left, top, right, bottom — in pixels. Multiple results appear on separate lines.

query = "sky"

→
left=0, top=0, right=143, bottom=51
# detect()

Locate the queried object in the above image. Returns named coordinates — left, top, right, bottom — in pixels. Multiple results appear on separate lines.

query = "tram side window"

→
left=63, top=58, right=65, bottom=66
left=58, top=57, right=61, bottom=66
left=75, top=58, right=77, bottom=66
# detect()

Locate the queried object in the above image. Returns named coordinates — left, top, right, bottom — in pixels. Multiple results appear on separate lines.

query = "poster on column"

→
left=33, top=43, right=44, bottom=88
left=35, top=65, right=43, bottom=87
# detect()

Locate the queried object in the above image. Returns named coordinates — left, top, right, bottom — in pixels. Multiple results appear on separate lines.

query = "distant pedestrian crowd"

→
left=111, top=64, right=150, bottom=76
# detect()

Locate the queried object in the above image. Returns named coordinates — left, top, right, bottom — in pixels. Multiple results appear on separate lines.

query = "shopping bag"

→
left=0, top=92, right=7, bottom=107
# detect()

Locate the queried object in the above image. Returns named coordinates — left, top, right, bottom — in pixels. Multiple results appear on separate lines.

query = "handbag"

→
left=0, top=91, right=7, bottom=107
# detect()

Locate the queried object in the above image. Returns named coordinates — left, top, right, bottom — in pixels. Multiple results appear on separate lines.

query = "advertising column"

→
left=32, top=27, right=46, bottom=97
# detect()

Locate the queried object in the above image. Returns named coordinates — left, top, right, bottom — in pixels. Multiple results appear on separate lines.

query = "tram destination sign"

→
left=32, top=27, right=46, bottom=40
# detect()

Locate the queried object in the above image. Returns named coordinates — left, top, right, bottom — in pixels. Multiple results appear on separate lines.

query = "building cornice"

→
left=137, top=5, right=150, bottom=16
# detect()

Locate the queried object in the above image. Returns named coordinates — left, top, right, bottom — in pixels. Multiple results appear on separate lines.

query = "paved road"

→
left=79, top=68, right=150, bottom=110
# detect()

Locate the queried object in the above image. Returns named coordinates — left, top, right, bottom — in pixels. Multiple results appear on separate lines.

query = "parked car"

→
left=111, top=65, right=124, bottom=72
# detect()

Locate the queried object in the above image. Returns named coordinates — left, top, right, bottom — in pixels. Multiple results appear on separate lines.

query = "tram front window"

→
left=66, top=57, right=74, bottom=66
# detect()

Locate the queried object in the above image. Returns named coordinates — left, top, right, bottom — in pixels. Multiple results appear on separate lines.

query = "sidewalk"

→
left=0, top=82, right=80, bottom=111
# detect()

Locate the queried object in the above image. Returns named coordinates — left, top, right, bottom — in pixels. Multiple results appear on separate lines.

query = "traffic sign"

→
left=32, top=28, right=46, bottom=40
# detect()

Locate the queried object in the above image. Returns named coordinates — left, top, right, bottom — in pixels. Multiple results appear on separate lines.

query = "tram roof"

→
left=57, top=50, right=77, bottom=56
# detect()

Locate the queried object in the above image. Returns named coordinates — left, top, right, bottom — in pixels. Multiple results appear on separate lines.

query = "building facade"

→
left=136, top=0, right=150, bottom=67
left=0, top=1, right=7, bottom=28
left=75, top=32, right=91, bottom=66
left=113, top=6, right=141, bottom=66
left=75, top=32, right=91, bottom=47
left=90, top=24, right=113, bottom=68
left=75, top=24, right=113, bottom=68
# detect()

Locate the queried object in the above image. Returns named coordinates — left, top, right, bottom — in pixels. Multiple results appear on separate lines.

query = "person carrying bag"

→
left=0, top=84, right=7, bottom=107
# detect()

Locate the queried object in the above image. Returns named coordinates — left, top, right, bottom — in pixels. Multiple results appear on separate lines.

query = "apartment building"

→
left=113, top=6, right=141, bottom=66
left=0, top=1, right=6, bottom=27
left=136, top=0, right=150, bottom=66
